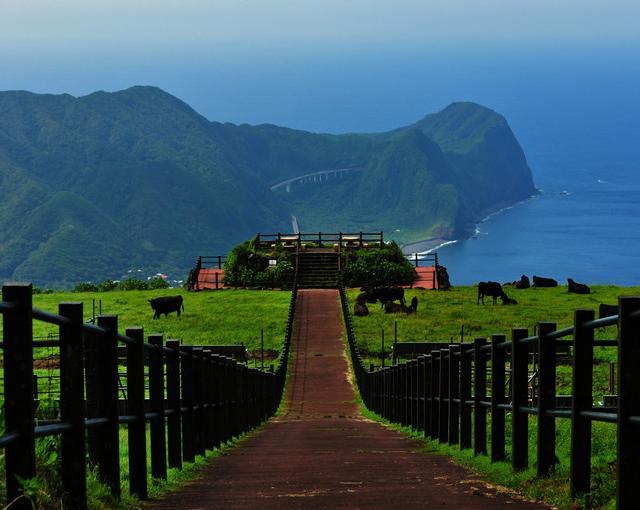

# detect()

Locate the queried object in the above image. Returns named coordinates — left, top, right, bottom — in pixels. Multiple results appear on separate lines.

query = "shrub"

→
left=343, top=241, right=416, bottom=287
left=72, top=282, right=98, bottom=292
left=223, top=240, right=293, bottom=287
left=148, top=276, right=170, bottom=289
left=117, top=278, right=148, bottom=291
left=97, top=279, right=119, bottom=292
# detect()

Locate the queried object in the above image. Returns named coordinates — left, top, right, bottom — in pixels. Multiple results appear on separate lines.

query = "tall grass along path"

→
left=149, top=289, right=546, bottom=509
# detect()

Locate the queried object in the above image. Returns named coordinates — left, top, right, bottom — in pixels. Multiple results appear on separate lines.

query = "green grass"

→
left=32, top=288, right=291, bottom=353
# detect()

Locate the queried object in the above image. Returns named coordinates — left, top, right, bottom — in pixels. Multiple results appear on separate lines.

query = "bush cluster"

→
left=343, top=241, right=416, bottom=287
left=71, top=276, right=169, bottom=293
left=223, top=240, right=294, bottom=288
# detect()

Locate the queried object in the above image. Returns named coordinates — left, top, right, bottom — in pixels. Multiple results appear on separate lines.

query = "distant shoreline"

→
left=401, top=193, right=539, bottom=256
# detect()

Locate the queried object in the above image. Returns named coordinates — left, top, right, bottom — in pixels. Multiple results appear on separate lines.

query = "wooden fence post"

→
left=617, top=296, right=640, bottom=509
left=125, top=327, right=147, bottom=499
left=570, top=309, right=594, bottom=498
left=537, top=322, right=557, bottom=477
left=430, top=351, right=440, bottom=440
left=148, top=334, right=167, bottom=480
left=438, top=349, right=449, bottom=443
left=418, top=356, right=426, bottom=431
left=491, top=334, right=506, bottom=462
left=449, top=345, right=460, bottom=445
left=92, top=315, right=120, bottom=497
left=459, top=345, right=472, bottom=450
left=181, top=346, right=195, bottom=462
left=166, top=339, right=182, bottom=469
left=511, top=328, right=529, bottom=471
left=59, top=302, right=87, bottom=510
left=473, top=338, right=487, bottom=456
left=2, top=283, right=36, bottom=508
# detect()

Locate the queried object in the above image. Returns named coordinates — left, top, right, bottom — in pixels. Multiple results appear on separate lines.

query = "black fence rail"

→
left=256, top=231, right=384, bottom=249
left=340, top=282, right=640, bottom=509
left=0, top=280, right=297, bottom=509
left=405, top=252, right=439, bottom=268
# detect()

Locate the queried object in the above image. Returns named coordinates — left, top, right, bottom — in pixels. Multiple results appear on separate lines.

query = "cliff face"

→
left=0, top=87, right=535, bottom=286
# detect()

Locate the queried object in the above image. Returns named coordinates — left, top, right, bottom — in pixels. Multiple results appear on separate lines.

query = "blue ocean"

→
left=2, top=43, right=639, bottom=285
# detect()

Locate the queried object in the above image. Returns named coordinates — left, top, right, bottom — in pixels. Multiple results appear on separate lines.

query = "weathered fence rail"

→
left=0, top=281, right=297, bottom=509
left=340, top=282, right=640, bottom=509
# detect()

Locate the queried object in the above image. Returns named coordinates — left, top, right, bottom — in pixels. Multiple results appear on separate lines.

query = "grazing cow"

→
left=567, top=278, right=591, bottom=294
left=515, top=275, right=530, bottom=289
left=477, top=281, right=508, bottom=305
left=354, top=302, right=370, bottom=316
left=502, top=296, right=518, bottom=305
left=149, top=295, right=184, bottom=319
left=436, top=266, right=452, bottom=290
left=356, top=292, right=370, bottom=304
left=384, top=296, right=419, bottom=314
left=362, top=286, right=406, bottom=309
left=532, top=275, right=558, bottom=287
left=599, top=303, right=618, bottom=318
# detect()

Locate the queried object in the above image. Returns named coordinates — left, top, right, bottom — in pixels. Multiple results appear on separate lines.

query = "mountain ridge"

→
left=0, top=86, right=536, bottom=287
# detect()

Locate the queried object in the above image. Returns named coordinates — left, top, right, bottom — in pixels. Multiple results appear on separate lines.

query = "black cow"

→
left=532, top=275, right=558, bottom=287
left=384, top=296, right=419, bottom=314
left=599, top=303, right=618, bottom=318
left=362, top=286, right=406, bottom=309
left=149, top=295, right=184, bottom=319
left=567, top=278, right=591, bottom=294
left=515, top=275, right=530, bottom=289
left=354, top=301, right=370, bottom=317
left=477, top=281, right=509, bottom=305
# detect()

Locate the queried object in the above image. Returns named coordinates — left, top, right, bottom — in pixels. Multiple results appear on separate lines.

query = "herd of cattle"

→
left=151, top=276, right=618, bottom=321
left=477, top=275, right=593, bottom=306
left=353, top=286, right=417, bottom=317
left=353, top=276, right=618, bottom=319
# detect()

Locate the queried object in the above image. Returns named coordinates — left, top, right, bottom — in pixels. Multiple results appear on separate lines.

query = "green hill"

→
left=0, top=87, right=535, bottom=287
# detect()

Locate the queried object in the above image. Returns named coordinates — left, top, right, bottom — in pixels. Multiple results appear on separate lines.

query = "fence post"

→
left=425, top=353, right=434, bottom=437
left=439, top=350, right=450, bottom=443
left=90, top=315, right=120, bottom=497
left=418, top=356, right=426, bottom=432
left=430, top=351, right=440, bottom=440
left=459, top=345, right=472, bottom=449
left=59, top=302, right=87, bottom=510
left=449, top=345, right=460, bottom=445
left=2, top=283, right=36, bottom=508
left=166, top=339, right=182, bottom=469
left=125, top=327, right=147, bottom=499
left=617, top=296, right=640, bottom=509
left=473, top=338, right=487, bottom=455
left=537, top=322, right=557, bottom=477
left=192, top=347, right=205, bottom=456
left=491, top=334, right=506, bottom=463
left=511, top=328, right=529, bottom=471
left=148, top=334, right=167, bottom=480
left=570, top=309, right=594, bottom=498
left=181, top=346, right=195, bottom=462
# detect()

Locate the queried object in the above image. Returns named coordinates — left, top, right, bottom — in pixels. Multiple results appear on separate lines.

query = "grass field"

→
left=31, top=288, right=291, bottom=353
left=347, top=284, right=638, bottom=509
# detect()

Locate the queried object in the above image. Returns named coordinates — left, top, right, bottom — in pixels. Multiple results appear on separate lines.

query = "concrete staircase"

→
left=296, top=252, right=339, bottom=288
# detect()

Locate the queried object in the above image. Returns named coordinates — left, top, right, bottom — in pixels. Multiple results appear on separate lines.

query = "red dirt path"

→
left=150, top=290, right=546, bottom=509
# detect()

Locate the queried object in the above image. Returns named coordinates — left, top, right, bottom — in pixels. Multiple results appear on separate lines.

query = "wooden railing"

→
left=255, top=231, right=384, bottom=249
left=339, top=281, right=640, bottom=509
left=0, top=280, right=297, bottom=509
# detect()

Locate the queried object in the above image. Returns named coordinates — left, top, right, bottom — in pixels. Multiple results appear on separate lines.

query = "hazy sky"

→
left=2, top=0, right=639, bottom=51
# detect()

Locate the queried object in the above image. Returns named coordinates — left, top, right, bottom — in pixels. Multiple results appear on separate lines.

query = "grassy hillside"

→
left=0, top=87, right=535, bottom=287
left=32, top=288, right=291, bottom=354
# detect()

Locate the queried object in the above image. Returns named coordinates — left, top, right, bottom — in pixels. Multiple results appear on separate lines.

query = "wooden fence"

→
left=0, top=281, right=297, bottom=509
left=340, top=282, right=640, bottom=509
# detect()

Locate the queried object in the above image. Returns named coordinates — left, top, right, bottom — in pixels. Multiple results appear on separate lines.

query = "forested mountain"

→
left=0, top=86, right=535, bottom=287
